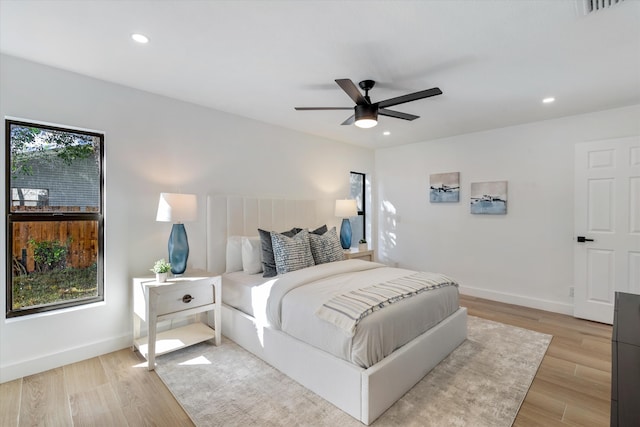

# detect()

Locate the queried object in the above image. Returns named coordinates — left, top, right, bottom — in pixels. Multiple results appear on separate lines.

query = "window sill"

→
left=4, top=300, right=106, bottom=324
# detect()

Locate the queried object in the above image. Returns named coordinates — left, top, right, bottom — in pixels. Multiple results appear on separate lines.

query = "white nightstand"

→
left=344, top=248, right=375, bottom=261
left=132, top=270, right=221, bottom=370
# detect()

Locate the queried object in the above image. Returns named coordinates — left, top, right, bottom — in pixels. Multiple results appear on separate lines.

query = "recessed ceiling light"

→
left=383, top=131, right=391, bottom=136
left=131, top=33, right=149, bottom=44
left=542, top=97, right=555, bottom=104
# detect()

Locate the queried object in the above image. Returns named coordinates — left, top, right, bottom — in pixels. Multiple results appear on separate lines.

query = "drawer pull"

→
left=182, top=294, right=194, bottom=303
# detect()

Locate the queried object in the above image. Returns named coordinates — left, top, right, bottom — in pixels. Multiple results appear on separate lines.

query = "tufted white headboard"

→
left=206, top=195, right=336, bottom=274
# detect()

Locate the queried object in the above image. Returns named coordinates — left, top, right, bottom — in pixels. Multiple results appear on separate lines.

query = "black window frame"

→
left=5, top=119, right=104, bottom=318
left=350, top=171, right=366, bottom=241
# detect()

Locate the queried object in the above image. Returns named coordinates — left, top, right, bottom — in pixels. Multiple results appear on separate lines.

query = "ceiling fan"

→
left=295, top=79, right=442, bottom=128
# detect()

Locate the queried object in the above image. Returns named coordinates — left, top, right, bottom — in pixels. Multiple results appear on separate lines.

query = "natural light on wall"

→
left=380, top=199, right=398, bottom=265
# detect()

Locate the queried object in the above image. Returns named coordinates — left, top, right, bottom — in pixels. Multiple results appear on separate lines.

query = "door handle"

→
left=577, top=236, right=594, bottom=243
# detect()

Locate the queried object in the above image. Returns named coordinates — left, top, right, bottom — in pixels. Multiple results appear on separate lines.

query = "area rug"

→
left=155, top=316, right=551, bottom=426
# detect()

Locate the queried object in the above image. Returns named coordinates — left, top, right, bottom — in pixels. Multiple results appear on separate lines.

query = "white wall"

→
left=375, top=104, right=640, bottom=314
left=0, top=54, right=374, bottom=382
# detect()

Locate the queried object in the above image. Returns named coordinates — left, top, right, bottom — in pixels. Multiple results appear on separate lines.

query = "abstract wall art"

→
left=470, top=181, right=508, bottom=214
left=430, top=172, right=460, bottom=203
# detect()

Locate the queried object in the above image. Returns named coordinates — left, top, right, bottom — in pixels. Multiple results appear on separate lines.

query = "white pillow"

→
left=225, top=236, right=244, bottom=273
left=241, top=236, right=263, bottom=274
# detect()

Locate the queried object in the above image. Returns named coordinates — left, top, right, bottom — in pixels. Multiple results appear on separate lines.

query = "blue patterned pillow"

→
left=259, top=227, right=302, bottom=277
left=308, top=227, right=345, bottom=265
left=271, top=229, right=315, bottom=274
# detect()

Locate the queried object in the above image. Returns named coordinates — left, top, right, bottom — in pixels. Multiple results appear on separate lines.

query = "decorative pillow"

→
left=241, top=236, right=263, bottom=274
left=225, top=236, right=244, bottom=273
left=310, top=224, right=328, bottom=235
left=271, top=229, right=315, bottom=274
left=308, top=227, right=345, bottom=265
left=258, top=227, right=302, bottom=277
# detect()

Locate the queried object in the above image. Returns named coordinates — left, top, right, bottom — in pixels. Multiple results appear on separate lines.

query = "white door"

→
left=574, top=136, right=640, bottom=324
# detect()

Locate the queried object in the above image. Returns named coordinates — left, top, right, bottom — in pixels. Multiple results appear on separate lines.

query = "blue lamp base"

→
left=339, top=218, right=352, bottom=249
left=168, top=223, right=189, bottom=274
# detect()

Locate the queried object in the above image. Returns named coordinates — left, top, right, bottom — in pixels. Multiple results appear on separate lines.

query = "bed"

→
left=206, top=195, right=467, bottom=425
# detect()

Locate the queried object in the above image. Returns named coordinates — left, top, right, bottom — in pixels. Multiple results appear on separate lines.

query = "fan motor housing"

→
left=355, top=103, right=378, bottom=121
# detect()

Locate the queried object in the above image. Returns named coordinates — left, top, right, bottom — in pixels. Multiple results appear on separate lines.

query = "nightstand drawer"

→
left=156, top=283, right=214, bottom=315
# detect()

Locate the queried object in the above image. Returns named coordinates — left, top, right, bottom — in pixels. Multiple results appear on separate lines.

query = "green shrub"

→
left=28, top=237, right=71, bottom=272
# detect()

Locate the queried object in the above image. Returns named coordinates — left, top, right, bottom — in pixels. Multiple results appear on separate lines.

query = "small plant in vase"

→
left=150, top=259, right=171, bottom=282
left=358, top=239, right=368, bottom=251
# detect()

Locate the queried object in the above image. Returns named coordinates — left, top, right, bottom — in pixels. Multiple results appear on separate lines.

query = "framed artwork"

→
left=470, top=181, right=507, bottom=214
left=430, top=172, right=460, bottom=203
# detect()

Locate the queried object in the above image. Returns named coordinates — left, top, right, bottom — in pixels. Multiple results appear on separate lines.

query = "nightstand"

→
left=132, top=270, right=221, bottom=370
left=344, top=248, right=375, bottom=261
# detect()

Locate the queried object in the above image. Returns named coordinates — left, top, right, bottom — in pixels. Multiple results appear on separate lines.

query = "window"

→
left=349, top=171, right=366, bottom=245
left=6, top=119, right=104, bottom=317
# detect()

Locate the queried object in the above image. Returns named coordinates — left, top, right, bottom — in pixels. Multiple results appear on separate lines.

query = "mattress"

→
left=222, top=260, right=459, bottom=368
left=220, top=270, right=272, bottom=317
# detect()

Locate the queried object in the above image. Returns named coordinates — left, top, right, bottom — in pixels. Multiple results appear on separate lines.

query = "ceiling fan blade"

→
left=378, top=108, right=419, bottom=121
left=378, top=87, right=442, bottom=108
left=335, top=79, right=368, bottom=105
left=295, top=107, right=353, bottom=110
left=341, top=115, right=355, bottom=126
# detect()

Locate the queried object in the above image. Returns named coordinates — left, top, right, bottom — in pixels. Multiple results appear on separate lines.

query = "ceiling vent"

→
left=581, top=0, right=625, bottom=14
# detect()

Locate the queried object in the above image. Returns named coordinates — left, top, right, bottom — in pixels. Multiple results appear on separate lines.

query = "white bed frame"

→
left=206, top=195, right=467, bottom=425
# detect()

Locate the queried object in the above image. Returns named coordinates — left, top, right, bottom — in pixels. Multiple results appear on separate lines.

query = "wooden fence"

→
left=11, top=206, right=99, bottom=272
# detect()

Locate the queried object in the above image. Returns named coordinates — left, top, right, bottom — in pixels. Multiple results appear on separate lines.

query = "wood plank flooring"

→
left=0, top=295, right=612, bottom=426
left=1, top=347, right=194, bottom=427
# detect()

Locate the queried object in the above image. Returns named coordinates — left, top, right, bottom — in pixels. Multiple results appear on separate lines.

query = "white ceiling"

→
left=1, top=0, right=639, bottom=149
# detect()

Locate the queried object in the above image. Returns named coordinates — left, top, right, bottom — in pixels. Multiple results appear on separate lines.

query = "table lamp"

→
left=156, top=193, right=197, bottom=274
left=335, top=199, right=358, bottom=249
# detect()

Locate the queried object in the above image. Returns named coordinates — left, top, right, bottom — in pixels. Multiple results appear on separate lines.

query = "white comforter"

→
left=264, top=259, right=460, bottom=368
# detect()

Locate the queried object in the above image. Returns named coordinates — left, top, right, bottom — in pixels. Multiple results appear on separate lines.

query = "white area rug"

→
left=156, top=316, right=551, bottom=426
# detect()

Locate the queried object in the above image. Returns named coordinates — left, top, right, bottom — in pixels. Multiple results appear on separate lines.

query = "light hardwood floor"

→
left=0, top=296, right=612, bottom=426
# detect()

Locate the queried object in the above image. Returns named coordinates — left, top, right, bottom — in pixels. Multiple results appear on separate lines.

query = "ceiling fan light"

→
left=354, top=104, right=378, bottom=128
left=355, top=119, right=377, bottom=128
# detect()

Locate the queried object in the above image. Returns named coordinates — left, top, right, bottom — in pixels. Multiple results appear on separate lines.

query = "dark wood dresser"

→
left=611, top=291, right=640, bottom=426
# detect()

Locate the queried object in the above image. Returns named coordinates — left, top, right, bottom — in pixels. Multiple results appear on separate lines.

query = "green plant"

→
left=28, top=238, right=70, bottom=272
left=12, top=264, right=97, bottom=309
left=359, top=239, right=367, bottom=244
left=10, top=124, right=97, bottom=178
left=150, top=259, right=171, bottom=274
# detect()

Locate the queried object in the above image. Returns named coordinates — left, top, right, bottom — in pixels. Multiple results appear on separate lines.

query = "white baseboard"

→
left=0, top=334, right=131, bottom=384
left=459, top=285, right=573, bottom=316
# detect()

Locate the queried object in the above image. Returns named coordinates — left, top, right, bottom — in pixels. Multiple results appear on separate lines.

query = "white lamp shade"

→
left=335, top=199, right=358, bottom=218
left=156, top=193, right=197, bottom=222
